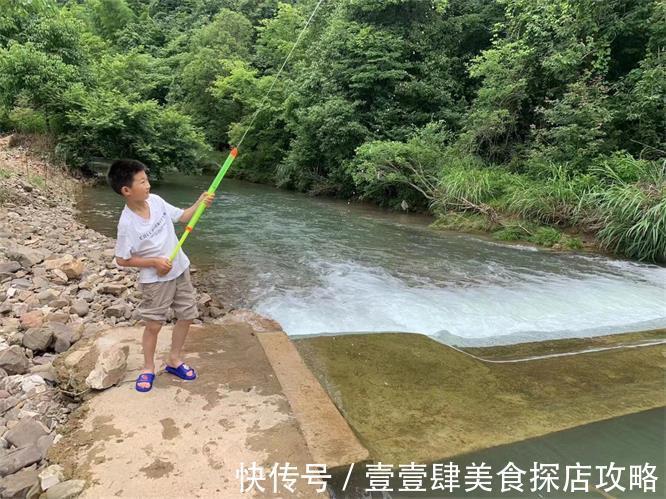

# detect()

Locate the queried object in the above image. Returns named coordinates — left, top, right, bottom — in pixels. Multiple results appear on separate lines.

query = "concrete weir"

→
left=49, top=316, right=368, bottom=498
left=295, top=329, right=666, bottom=465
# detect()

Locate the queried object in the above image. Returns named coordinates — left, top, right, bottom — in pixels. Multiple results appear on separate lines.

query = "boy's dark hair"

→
left=107, top=159, right=148, bottom=195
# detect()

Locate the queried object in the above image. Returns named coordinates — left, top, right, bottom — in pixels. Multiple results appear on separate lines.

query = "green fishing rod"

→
left=168, top=147, right=237, bottom=262
left=168, top=0, right=325, bottom=262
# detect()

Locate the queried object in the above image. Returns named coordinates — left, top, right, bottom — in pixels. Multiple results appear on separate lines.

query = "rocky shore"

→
left=0, top=135, right=229, bottom=498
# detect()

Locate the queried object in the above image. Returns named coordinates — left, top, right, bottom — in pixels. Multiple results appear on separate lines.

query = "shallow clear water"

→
left=329, top=408, right=666, bottom=498
left=77, top=173, right=666, bottom=346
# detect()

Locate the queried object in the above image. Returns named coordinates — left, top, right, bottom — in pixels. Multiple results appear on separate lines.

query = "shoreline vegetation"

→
left=0, top=0, right=663, bottom=264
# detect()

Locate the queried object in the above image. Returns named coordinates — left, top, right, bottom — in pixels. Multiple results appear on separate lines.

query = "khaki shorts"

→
left=138, top=268, right=199, bottom=322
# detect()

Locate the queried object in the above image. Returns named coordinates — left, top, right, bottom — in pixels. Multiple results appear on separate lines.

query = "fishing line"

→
left=169, top=0, right=327, bottom=261
left=443, top=338, right=666, bottom=364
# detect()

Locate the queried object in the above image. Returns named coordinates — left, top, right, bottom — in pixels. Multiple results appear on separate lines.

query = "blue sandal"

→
left=165, top=363, right=197, bottom=381
left=135, top=372, right=155, bottom=392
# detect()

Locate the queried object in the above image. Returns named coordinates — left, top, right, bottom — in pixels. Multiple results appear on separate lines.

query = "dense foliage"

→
left=0, top=0, right=663, bottom=261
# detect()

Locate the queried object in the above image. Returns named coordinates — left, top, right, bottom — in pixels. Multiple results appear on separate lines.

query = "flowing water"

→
left=76, top=173, right=666, bottom=347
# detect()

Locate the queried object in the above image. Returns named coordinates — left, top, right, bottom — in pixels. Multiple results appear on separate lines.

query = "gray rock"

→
left=36, top=434, right=54, bottom=459
left=22, top=329, right=53, bottom=352
left=0, top=464, right=39, bottom=499
left=43, top=479, right=85, bottom=499
left=0, top=446, right=42, bottom=477
left=49, top=299, right=69, bottom=310
left=0, top=302, right=11, bottom=315
left=35, top=290, right=58, bottom=306
left=0, top=347, right=30, bottom=375
left=76, top=290, right=94, bottom=303
left=98, top=283, right=124, bottom=297
left=52, top=334, right=71, bottom=354
left=5, top=246, right=44, bottom=268
left=48, top=324, right=80, bottom=354
left=69, top=301, right=88, bottom=318
left=0, top=262, right=20, bottom=279
left=104, top=304, right=127, bottom=319
left=4, top=418, right=49, bottom=449
left=9, top=279, right=31, bottom=291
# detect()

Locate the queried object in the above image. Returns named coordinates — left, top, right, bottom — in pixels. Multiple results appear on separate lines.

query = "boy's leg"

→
left=168, top=269, right=199, bottom=377
left=168, top=319, right=193, bottom=374
left=137, top=279, right=174, bottom=389
left=139, top=320, right=162, bottom=389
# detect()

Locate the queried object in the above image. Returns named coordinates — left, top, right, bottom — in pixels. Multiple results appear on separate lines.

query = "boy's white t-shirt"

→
left=115, top=194, right=190, bottom=283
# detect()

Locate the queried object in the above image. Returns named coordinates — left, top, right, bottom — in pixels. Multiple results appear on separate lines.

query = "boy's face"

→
left=121, top=170, right=150, bottom=201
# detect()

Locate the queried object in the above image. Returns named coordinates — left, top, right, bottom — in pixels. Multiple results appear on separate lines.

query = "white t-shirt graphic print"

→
left=115, top=194, right=190, bottom=283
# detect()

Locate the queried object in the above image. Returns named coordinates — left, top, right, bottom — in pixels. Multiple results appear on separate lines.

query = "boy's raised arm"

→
left=178, top=192, right=215, bottom=223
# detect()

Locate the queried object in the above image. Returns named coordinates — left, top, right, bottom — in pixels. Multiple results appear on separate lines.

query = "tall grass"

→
left=593, top=161, right=666, bottom=262
left=505, top=164, right=590, bottom=226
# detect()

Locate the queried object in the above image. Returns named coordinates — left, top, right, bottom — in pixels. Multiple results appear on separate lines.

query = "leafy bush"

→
left=58, top=86, right=209, bottom=175
left=347, top=124, right=448, bottom=209
left=7, top=105, right=47, bottom=133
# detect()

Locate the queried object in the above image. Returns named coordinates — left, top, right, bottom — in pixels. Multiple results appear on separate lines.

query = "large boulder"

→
left=0, top=446, right=42, bottom=477
left=85, top=343, right=129, bottom=390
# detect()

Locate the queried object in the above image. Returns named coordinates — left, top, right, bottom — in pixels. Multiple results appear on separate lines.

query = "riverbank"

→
left=0, top=135, right=232, bottom=495
left=429, top=210, right=599, bottom=254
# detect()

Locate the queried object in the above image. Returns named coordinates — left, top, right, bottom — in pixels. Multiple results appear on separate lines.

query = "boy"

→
left=107, top=159, right=214, bottom=392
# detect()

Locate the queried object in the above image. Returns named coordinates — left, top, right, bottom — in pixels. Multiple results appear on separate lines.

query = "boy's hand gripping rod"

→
left=168, top=147, right=238, bottom=262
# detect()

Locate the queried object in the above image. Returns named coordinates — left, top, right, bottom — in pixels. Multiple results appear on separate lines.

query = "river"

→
left=76, top=172, right=666, bottom=347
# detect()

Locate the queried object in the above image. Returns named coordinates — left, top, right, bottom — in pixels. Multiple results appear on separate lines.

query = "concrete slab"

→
left=50, top=323, right=339, bottom=498
left=256, top=331, right=370, bottom=469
